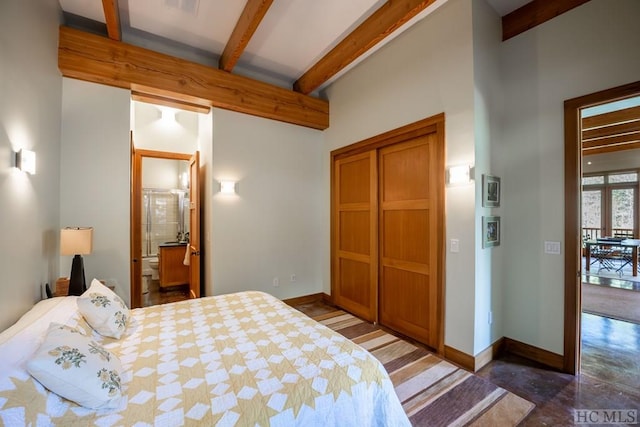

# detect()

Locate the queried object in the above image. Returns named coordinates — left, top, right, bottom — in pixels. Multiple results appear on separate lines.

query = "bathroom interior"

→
left=141, top=158, right=191, bottom=307
left=132, top=100, right=202, bottom=307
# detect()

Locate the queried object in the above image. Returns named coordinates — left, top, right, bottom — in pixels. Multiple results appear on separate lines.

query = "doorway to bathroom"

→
left=130, top=148, right=201, bottom=308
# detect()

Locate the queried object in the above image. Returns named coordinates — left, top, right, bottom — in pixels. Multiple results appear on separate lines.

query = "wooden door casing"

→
left=130, top=148, right=196, bottom=308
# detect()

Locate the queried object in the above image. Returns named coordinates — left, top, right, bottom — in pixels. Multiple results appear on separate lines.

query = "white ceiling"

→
left=58, top=0, right=531, bottom=91
left=487, top=0, right=530, bottom=16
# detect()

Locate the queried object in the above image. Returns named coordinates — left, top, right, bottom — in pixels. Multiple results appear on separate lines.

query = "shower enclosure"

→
left=142, top=189, right=189, bottom=258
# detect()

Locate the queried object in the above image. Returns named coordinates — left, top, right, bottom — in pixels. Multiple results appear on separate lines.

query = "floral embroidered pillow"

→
left=77, top=279, right=130, bottom=339
left=26, top=323, right=123, bottom=409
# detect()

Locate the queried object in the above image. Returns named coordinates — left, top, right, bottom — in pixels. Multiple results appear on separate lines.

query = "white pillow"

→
left=77, top=279, right=129, bottom=339
left=26, top=323, right=123, bottom=409
left=0, top=297, right=80, bottom=376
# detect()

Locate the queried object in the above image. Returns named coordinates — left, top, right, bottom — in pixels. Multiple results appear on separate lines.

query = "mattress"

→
left=0, top=291, right=409, bottom=426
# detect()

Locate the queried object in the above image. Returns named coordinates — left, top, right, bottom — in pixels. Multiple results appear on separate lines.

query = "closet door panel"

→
left=380, top=267, right=430, bottom=338
left=381, top=143, right=430, bottom=201
left=383, top=210, right=430, bottom=264
left=339, top=211, right=370, bottom=255
left=339, top=259, right=371, bottom=307
left=332, top=151, right=377, bottom=321
left=339, top=158, right=371, bottom=203
left=379, top=134, right=441, bottom=349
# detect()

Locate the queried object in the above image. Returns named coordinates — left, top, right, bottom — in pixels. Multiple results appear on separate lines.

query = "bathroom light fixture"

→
left=447, top=165, right=474, bottom=185
left=61, top=227, right=94, bottom=296
left=180, top=172, right=189, bottom=189
left=219, top=180, right=237, bottom=195
left=15, top=148, right=36, bottom=174
left=160, top=107, right=178, bottom=123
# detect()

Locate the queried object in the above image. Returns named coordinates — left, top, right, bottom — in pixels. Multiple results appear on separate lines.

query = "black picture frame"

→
left=482, top=174, right=501, bottom=207
left=482, top=216, right=501, bottom=248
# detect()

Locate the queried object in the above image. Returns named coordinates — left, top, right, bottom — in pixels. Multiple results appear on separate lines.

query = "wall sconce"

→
left=219, top=180, right=237, bottom=195
left=447, top=165, right=474, bottom=185
left=159, top=106, right=178, bottom=123
left=15, top=149, right=36, bottom=174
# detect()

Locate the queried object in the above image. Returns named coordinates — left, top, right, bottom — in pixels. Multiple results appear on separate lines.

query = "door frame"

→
left=130, top=148, right=194, bottom=308
left=563, top=80, right=640, bottom=374
left=330, top=113, right=446, bottom=354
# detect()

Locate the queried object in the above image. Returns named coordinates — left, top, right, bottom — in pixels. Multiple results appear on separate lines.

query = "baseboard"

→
left=444, top=345, right=475, bottom=371
left=445, top=338, right=504, bottom=372
left=321, top=292, right=333, bottom=304
left=503, top=337, right=564, bottom=371
left=475, top=337, right=505, bottom=371
left=288, top=294, right=564, bottom=372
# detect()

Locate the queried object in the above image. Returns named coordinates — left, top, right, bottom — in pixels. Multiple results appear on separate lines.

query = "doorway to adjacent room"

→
left=564, top=81, right=640, bottom=387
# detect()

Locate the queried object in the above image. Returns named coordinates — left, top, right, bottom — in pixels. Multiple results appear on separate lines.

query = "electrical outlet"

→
left=450, top=239, right=460, bottom=253
left=488, top=311, right=493, bottom=325
left=273, top=277, right=279, bottom=287
left=290, top=274, right=296, bottom=282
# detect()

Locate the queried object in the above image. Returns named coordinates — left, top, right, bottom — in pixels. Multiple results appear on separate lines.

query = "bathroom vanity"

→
left=158, top=243, right=189, bottom=288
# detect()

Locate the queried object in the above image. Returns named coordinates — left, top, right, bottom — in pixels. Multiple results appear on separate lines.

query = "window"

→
left=582, top=170, right=639, bottom=240
left=583, top=175, right=604, bottom=185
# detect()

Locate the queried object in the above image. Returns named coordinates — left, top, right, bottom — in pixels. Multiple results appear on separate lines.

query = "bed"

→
left=0, top=288, right=409, bottom=426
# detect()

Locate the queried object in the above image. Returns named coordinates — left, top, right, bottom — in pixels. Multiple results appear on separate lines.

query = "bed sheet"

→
left=0, top=291, right=409, bottom=426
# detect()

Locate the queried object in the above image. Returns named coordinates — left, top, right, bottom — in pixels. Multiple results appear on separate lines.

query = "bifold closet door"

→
left=378, top=134, right=441, bottom=349
left=332, top=151, right=378, bottom=322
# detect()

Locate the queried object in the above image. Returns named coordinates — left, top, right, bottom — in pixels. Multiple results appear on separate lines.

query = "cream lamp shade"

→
left=61, top=227, right=93, bottom=255
left=61, top=227, right=93, bottom=296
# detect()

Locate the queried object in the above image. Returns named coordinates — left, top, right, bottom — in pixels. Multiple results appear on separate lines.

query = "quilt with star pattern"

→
left=0, top=291, right=409, bottom=426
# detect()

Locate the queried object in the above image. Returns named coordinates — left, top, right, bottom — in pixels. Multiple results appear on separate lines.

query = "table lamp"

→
left=60, top=227, right=93, bottom=296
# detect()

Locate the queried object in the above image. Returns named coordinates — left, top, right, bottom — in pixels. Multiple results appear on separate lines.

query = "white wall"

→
left=500, top=0, right=640, bottom=354
left=472, top=0, right=504, bottom=354
left=142, top=158, right=184, bottom=189
left=132, top=101, right=198, bottom=153
left=0, top=1, right=62, bottom=330
left=211, top=108, right=324, bottom=299
left=323, top=0, right=478, bottom=354
left=60, top=78, right=131, bottom=305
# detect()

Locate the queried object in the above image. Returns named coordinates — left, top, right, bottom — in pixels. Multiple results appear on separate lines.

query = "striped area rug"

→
left=313, top=310, right=534, bottom=427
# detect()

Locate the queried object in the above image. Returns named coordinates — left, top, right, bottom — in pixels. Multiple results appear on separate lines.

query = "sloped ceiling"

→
left=57, top=0, right=586, bottom=128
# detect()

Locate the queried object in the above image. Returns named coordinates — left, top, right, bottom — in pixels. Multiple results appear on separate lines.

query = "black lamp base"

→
left=68, top=254, right=87, bottom=296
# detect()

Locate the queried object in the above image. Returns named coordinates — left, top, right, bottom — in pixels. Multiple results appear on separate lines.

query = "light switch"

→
left=544, top=241, right=561, bottom=255
left=450, top=239, right=460, bottom=253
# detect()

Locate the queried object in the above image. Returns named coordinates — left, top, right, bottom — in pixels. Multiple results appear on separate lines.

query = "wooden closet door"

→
left=378, top=134, right=442, bottom=349
left=332, top=151, right=378, bottom=322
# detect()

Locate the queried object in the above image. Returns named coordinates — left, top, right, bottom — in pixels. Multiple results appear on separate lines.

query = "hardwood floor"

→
left=142, top=279, right=189, bottom=307
left=292, top=299, right=640, bottom=426
left=478, top=312, right=640, bottom=425
left=581, top=313, right=640, bottom=391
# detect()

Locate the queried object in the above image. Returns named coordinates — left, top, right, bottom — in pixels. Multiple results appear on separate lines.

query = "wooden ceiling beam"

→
left=293, top=0, right=438, bottom=95
left=582, top=105, right=640, bottom=130
left=58, top=26, right=329, bottom=130
left=583, top=141, right=640, bottom=156
left=502, top=0, right=591, bottom=41
left=219, top=0, right=274, bottom=72
left=582, top=120, right=640, bottom=140
left=101, top=0, right=121, bottom=41
left=131, top=92, right=211, bottom=114
left=582, top=131, right=640, bottom=149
